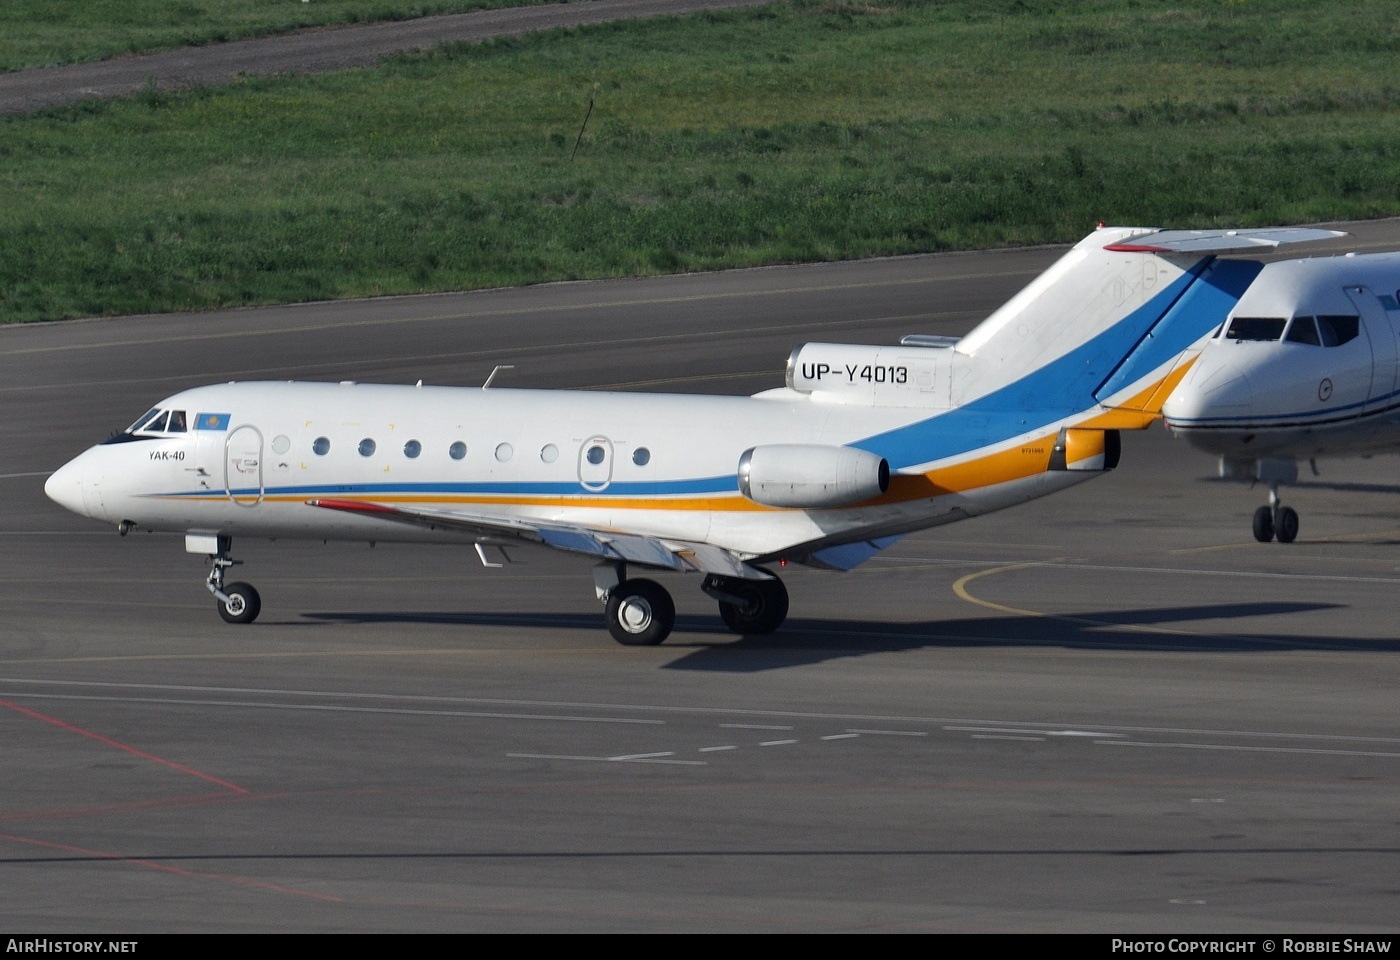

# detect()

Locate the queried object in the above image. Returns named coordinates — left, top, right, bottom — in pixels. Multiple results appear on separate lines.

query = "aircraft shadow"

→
left=300, top=600, right=1400, bottom=671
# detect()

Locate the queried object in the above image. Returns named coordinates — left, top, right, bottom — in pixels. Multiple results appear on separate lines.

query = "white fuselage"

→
left=1163, top=253, right=1400, bottom=462
left=51, top=226, right=1335, bottom=586
left=45, top=380, right=1090, bottom=561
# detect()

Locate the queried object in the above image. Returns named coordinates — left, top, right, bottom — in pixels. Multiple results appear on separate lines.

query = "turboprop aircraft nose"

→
left=45, top=456, right=88, bottom=517
left=1163, top=358, right=1254, bottom=426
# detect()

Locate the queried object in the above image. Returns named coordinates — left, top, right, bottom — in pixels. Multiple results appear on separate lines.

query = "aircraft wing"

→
left=304, top=497, right=768, bottom=580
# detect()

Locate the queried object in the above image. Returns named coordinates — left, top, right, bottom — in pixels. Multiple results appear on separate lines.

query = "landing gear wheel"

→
left=1252, top=505, right=1275, bottom=543
left=605, top=579, right=675, bottom=646
left=217, top=582, right=261, bottom=624
left=1275, top=506, right=1299, bottom=544
left=717, top=578, right=789, bottom=635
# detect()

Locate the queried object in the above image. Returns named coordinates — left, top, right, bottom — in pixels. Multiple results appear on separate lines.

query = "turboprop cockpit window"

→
left=1225, top=317, right=1287, bottom=341
left=1316, top=315, right=1360, bottom=347
left=1285, top=316, right=1321, bottom=345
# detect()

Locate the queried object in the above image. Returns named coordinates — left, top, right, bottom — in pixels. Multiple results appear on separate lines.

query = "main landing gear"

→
left=203, top=537, right=262, bottom=624
left=595, top=564, right=790, bottom=646
left=702, top=574, right=789, bottom=636
left=1252, top=486, right=1299, bottom=544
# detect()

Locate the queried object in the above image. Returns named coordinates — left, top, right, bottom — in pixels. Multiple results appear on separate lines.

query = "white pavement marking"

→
left=971, top=735, right=1046, bottom=742
left=0, top=691, right=663, bottom=724
left=847, top=729, right=927, bottom=737
left=13, top=679, right=1398, bottom=748
left=882, top=554, right=1400, bottom=587
left=945, top=725, right=1126, bottom=738
left=1097, top=740, right=1400, bottom=759
left=507, top=753, right=706, bottom=766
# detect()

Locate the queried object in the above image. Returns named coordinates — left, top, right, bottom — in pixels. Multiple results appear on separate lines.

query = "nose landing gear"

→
left=199, top=536, right=262, bottom=624
left=1252, top=486, right=1299, bottom=544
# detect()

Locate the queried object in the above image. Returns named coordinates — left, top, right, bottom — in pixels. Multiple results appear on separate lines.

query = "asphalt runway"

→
left=3, top=222, right=1400, bottom=932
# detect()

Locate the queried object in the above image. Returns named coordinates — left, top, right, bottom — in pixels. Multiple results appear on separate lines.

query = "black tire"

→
left=1275, top=506, right=1299, bottom=544
left=1252, top=505, right=1274, bottom=543
left=605, top=579, right=675, bottom=646
left=217, top=582, right=261, bottom=624
left=717, top=577, right=789, bottom=635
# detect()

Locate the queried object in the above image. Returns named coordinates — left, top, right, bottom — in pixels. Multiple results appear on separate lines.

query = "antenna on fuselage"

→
left=483, top=365, right=515, bottom=389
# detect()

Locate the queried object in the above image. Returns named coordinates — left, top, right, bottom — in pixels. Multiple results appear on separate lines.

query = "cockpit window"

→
left=126, top=408, right=190, bottom=434
left=1316, top=315, right=1360, bottom=347
left=1285, top=316, right=1321, bottom=345
left=143, top=411, right=170, bottom=433
left=1224, top=317, right=1287, bottom=341
left=127, top=408, right=162, bottom=433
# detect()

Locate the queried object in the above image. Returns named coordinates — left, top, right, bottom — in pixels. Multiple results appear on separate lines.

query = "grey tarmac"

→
left=2, top=220, right=1399, bottom=932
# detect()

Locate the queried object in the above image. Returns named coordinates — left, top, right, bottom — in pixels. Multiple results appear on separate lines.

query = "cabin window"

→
left=586, top=445, right=606, bottom=465
left=358, top=438, right=376, bottom=457
left=1316, top=315, right=1360, bottom=346
left=271, top=435, right=291, bottom=454
left=495, top=443, right=514, bottom=462
left=449, top=441, right=467, bottom=460
left=312, top=437, right=330, bottom=456
left=1285, top=317, right=1321, bottom=345
left=633, top=447, right=651, bottom=466
left=1225, top=317, right=1286, bottom=341
left=404, top=440, right=422, bottom=459
left=541, top=444, right=559, bottom=463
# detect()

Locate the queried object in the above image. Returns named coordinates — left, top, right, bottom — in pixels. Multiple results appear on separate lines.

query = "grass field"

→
left=0, top=0, right=555, bottom=72
left=3, top=0, right=1400, bottom=323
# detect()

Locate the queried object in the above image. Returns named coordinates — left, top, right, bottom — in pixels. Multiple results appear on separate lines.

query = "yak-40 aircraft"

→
left=46, top=226, right=1341, bottom=645
left=1163, top=249, right=1400, bottom=543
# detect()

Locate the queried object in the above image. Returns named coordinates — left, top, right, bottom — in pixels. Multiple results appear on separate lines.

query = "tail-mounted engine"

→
left=786, top=342, right=956, bottom=407
left=1048, top=428, right=1121, bottom=472
left=738, top=444, right=890, bottom=508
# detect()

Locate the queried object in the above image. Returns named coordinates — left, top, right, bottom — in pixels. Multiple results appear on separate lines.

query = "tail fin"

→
left=850, top=226, right=1344, bottom=471
left=951, top=226, right=1345, bottom=424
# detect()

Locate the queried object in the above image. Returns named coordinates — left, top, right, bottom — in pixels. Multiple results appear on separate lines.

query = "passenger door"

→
left=225, top=425, right=264, bottom=506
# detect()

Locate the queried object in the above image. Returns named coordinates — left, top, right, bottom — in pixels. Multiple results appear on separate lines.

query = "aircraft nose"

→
left=1163, top=358, right=1253, bottom=425
left=45, top=456, right=88, bottom=517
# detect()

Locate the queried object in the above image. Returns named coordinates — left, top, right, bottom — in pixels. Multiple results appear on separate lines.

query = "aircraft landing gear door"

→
left=578, top=436, right=614, bottom=492
left=225, top=425, right=264, bottom=506
left=1346, top=285, right=1399, bottom=406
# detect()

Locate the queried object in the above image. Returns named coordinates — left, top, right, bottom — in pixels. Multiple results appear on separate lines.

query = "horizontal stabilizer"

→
left=1104, top=227, right=1346, bottom=254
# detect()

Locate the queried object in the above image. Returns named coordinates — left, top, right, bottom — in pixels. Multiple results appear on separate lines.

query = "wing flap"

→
left=305, top=498, right=767, bottom=579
